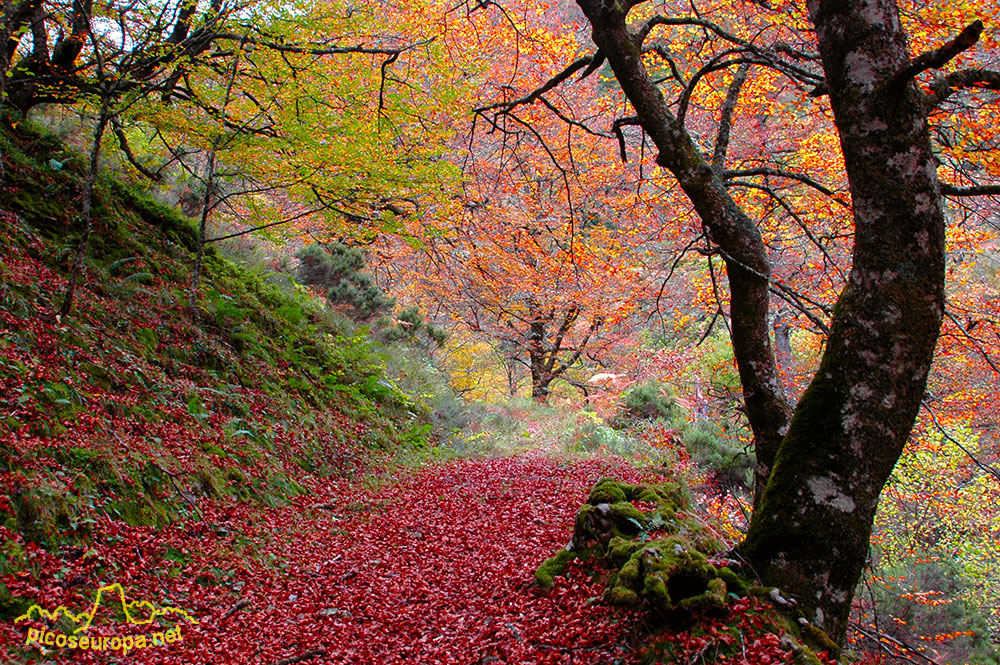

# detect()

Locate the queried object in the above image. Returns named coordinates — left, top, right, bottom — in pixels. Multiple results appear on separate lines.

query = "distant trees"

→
left=383, top=149, right=656, bottom=402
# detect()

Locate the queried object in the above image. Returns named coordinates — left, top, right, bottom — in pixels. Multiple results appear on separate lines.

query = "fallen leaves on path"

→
left=6, top=454, right=653, bottom=664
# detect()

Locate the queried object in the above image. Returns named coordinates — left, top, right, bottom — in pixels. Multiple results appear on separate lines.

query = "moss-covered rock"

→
left=588, top=477, right=630, bottom=504
left=605, top=535, right=729, bottom=617
left=535, top=477, right=840, bottom=664
left=539, top=479, right=747, bottom=618
left=540, top=478, right=740, bottom=621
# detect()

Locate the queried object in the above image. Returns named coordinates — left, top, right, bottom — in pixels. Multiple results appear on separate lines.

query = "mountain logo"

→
left=14, top=583, right=196, bottom=654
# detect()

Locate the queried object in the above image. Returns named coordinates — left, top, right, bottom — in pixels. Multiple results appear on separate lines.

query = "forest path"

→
left=189, top=453, right=650, bottom=665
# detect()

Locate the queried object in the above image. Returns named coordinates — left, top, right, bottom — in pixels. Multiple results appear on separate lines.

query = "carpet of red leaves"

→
left=4, top=454, right=656, bottom=664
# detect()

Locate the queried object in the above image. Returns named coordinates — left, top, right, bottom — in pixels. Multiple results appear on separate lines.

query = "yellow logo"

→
left=14, top=583, right=196, bottom=654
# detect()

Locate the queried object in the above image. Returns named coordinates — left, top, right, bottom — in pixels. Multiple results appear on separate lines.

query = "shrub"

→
left=377, top=306, right=448, bottom=349
left=296, top=242, right=394, bottom=320
left=620, top=382, right=679, bottom=421
left=868, top=553, right=999, bottom=665
left=680, top=422, right=752, bottom=492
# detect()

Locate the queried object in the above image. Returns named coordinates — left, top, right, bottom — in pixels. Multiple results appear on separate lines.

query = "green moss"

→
left=0, top=582, right=30, bottom=620
left=108, top=180, right=205, bottom=255
left=193, top=468, right=224, bottom=498
left=607, top=536, right=723, bottom=613
left=801, top=622, right=840, bottom=655
left=80, top=360, right=118, bottom=391
left=716, top=566, right=747, bottom=596
left=589, top=478, right=629, bottom=504
left=607, top=536, right=644, bottom=567
left=539, top=479, right=844, bottom=664
left=606, top=585, right=639, bottom=606
left=9, top=484, right=72, bottom=547
left=134, top=327, right=158, bottom=352
left=608, top=502, right=646, bottom=534
left=535, top=547, right=577, bottom=590
left=200, top=441, right=228, bottom=458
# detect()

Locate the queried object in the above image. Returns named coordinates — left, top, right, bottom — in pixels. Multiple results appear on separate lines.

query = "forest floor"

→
left=198, top=452, right=651, bottom=665
left=5, top=450, right=661, bottom=664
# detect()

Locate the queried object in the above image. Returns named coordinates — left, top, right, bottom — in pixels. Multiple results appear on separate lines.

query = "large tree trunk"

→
left=574, top=0, right=948, bottom=645
left=739, top=0, right=946, bottom=642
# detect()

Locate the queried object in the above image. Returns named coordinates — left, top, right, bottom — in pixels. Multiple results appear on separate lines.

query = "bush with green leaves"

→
left=619, top=382, right=679, bottom=421
left=377, top=306, right=447, bottom=349
left=680, top=421, right=752, bottom=491
left=296, top=242, right=394, bottom=321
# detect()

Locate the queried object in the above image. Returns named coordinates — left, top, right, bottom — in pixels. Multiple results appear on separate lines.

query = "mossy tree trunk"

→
left=738, top=0, right=949, bottom=642
left=573, top=0, right=962, bottom=645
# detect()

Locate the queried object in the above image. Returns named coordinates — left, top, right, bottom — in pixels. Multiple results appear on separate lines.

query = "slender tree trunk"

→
left=527, top=317, right=551, bottom=402
left=188, top=151, right=216, bottom=317
left=188, top=40, right=240, bottom=317
left=772, top=311, right=793, bottom=378
left=739, top=0, right=946, bottom=642
left=575, top=0, right=792, bottom=493
left=59, top=105, right=109, bottom=319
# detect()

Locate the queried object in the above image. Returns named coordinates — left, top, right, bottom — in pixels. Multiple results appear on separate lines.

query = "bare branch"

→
left=611, top=116, right=641, bottom=162
left=926, top=67, right=1000, bottom=106
left=473, top=55, right=594, bottom=115
left=723, top=166, right=840, bottom=199
left=713, top=62, right=750, bottom=169
left=940, top=182, right=1000, bottom=197
left=232, top=36, right=432, bottom=58
left=111, top=116, right=161, bottom=181
left=850, top=621, right=936, bottom=665
left=643, top=43, right=688, bottom=88
left=637, top=15, right=822, bottom=86
left=206, top=205, right=333, bottom=243
left=943, top=308, right=1000, bottom=374
left=577, top=49, right=605, bottom=80
left=728, top=179, right=849, bottom=285
left=538, top=96, right=610, bottom=138
left=678, top=53, right=756, bottom=127
left=891, top=20, right=983, bottom=92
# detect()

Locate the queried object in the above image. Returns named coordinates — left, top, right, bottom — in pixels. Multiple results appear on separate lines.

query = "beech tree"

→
left=475, top=0, right=999, bottom=645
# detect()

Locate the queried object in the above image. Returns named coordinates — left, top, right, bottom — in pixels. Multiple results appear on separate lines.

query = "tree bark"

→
left=575, top=0, right=792, bottom=494
left=739, top=0, right=946, bottom=642
left=772, top=311, right=793, bottom=378
left=527, top=315, right=552, bottom=402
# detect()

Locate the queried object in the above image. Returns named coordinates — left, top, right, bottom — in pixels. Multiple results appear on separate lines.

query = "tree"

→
left=382, top=133, right=656, bottom=402
left=2, top=0, right=463, bottom=319
left=476, top=0, right=999, bottom=644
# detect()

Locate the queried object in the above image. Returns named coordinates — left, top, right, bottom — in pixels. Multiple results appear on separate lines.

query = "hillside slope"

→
left=0, top=119, right=432, bottom=648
